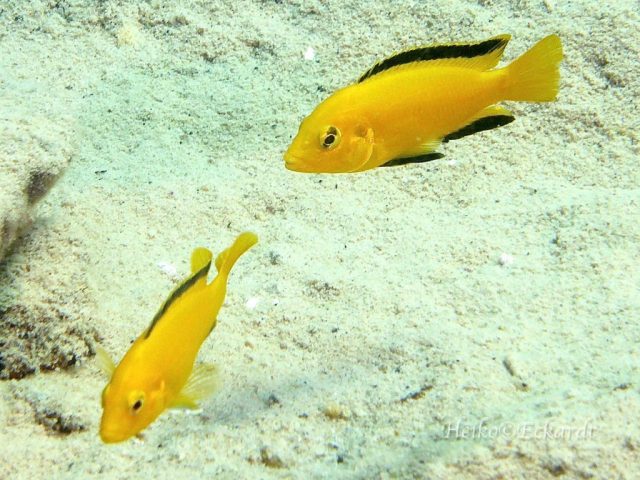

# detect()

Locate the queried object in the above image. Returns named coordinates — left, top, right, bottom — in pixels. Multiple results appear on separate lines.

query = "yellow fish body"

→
left=284, top=34, right=563, bottom=173
left=98, top=232, right=258, bottom=443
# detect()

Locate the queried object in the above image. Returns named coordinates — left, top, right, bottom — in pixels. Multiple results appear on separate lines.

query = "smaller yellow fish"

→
left=97, top=232, right=258, bottom=443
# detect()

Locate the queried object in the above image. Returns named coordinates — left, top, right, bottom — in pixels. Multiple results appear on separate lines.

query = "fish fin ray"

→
left=170, top=363, right=220, bottom=409
left=358, top=34, right=511, bottom=82
left=169, top=394, right=199, bottom=410
left=443, top=106, right=515, bottom=142
left=144, top=255, right=212, bottom=339
left=503, top=34, right=562, bottom=102
left=95, top=344, right=116, bottom=377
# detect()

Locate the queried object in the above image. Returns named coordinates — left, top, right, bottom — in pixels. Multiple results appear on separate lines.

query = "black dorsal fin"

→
left=144, top=260, right=211, bottom=339
left=358, top=35, right=510, bottom=83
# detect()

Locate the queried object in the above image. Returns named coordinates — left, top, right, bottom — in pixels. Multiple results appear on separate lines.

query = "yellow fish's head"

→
left=99, top=366, right=167, bottom=443
left=284, top=104, right=374, bottom=173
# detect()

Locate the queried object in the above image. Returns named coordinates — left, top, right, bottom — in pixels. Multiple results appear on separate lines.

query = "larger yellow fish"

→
left=97, top=232, right=258, bottom=443
left=284, top=34, right=563, bottom=173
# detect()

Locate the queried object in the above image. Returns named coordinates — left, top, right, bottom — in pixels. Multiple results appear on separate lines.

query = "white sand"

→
left=1, top=0, right=639, bottom=478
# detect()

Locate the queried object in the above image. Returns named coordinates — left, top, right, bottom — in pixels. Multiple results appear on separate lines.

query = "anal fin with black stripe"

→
left=444, top=106, right=515, bottom=143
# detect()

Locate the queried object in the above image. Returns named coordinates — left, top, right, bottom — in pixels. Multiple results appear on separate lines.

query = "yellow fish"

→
left=284, top=34, right=563, bottom=173
left=97, top=232, right=258, bottom=443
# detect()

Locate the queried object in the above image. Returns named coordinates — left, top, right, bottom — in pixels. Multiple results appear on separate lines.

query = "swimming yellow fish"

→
left=284, top=34, right=563, bottom=173
left=97, top=232, right=258, bottom=443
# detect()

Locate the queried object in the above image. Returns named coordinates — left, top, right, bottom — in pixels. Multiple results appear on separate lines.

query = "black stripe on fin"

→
left=443, top=115, right=515, bottom=143
left=359, top=36, right=509, bottom=83
left=380, top=152, right=445, bottom=167
left=144, top=260, right=211, bottom=339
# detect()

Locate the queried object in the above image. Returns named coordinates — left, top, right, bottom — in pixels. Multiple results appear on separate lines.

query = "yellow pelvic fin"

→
left=476, top=105, right=513, bottom=118
left=95, top=344, right=115, bottom=377
left=397, top=139, right=442, bottom=159
left=380, top=152, right=444, bottom=168
left=169, top=363, right=220, bottom=409
left=214, top=232, right=258, bottom=275
left=503, top=34, right=563, bottom=102
left=378, top=138, right=443, bottom=168
left=358, top=34, right=511, bottom=82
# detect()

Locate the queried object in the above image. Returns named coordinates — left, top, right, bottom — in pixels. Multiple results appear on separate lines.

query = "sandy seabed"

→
left=0, top=1, right=639, bottom=478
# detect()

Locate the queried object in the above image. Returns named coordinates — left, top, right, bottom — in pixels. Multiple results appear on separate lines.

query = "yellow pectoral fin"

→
left=170, top=363, right=221, bottom=410
left=348, top=127, right=375, bottom=172
left=95, top=344, right=116, bottom=377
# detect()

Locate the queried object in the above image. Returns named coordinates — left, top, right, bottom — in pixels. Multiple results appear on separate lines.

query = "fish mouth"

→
left=100, top=425, right=132, bottom=444
left=283, top=151, right=302, bottom=171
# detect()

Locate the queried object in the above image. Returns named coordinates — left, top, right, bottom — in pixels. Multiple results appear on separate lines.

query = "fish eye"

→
left=128, top=391, right=145, bottom=414
left=320, top=126, right=340, bottom=150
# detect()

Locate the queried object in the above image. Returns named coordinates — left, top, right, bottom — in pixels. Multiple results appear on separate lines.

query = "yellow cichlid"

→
left=284, top=34, right=563, bottom=173
left=97, top=232, right=258, bottom=443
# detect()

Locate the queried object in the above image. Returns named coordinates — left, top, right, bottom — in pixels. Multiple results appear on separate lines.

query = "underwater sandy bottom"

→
left=0, top=1, right=639, bottom=478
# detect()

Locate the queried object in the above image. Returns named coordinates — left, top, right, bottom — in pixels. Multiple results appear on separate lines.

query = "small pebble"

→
left=245, top=297, right=260, bottom=309
left=304, top=46, right=316, bottom=60
left=157, top=261, right=178, bottom=279
left=498, top=253, right=514, bottom=266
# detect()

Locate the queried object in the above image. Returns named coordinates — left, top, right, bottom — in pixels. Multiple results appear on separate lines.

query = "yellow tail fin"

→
left=214, top=232, right=258, bottom=276
left=504, top=34, right=563, bottom=102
